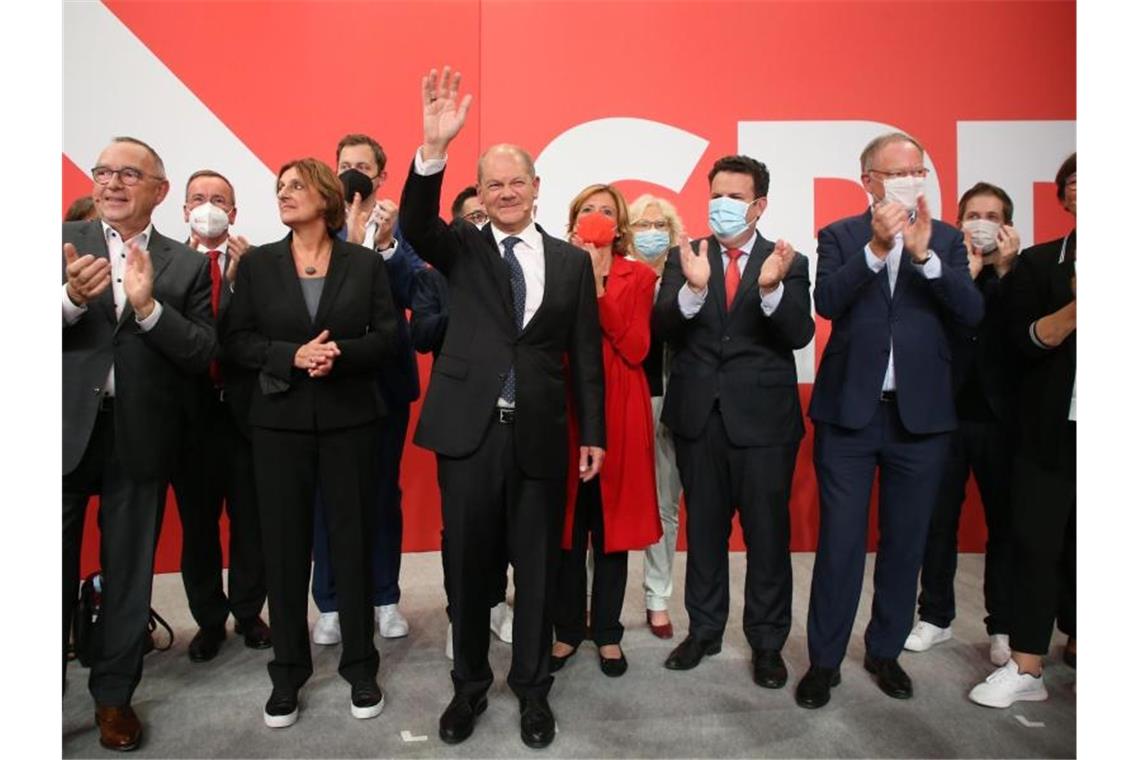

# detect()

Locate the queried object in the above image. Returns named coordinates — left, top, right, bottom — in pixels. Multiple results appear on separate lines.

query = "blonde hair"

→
left=566, top=184, right=632, bottom=256
left=628, top=194, right=685, bottom=246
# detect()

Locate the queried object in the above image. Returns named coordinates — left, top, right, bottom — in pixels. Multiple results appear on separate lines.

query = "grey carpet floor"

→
left=63, top=552, right=1075, bottom=758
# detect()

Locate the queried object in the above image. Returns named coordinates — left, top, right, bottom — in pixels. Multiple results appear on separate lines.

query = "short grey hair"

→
left=477, top=144, right=536, bottom=184
left=111, top=135, right=167, bottom=178
left=860, top=132, right=924, bottom=174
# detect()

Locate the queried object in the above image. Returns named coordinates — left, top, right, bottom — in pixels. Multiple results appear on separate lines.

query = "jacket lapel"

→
left=729, top=235, right=771, bottom=318
left=115, top=227, right=175, bottom=334
left=706, top=236, right=728, bottom=321
left=855, top=209, right=892, bottom=303
left=80, top=221, right=118, bottom=327
left=481, top=223, right=516, bottom=320
left=312, top=237, right=351, bottom=329
left=271, top=234, right=314, bottom=333
left=521, top=226, right=560, bottom=337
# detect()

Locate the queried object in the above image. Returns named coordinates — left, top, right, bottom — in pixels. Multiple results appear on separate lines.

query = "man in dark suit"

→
left=797, top=133, right=983, bottom=709
left=968, top=153, right=1076, bottom=708
left=652, top=155, right=814, bottom=689
left=170, top=169, right=271, bottom=663
left=63, top=137, right=216, bottom=750
left=399, top=66, right=605, bottom=750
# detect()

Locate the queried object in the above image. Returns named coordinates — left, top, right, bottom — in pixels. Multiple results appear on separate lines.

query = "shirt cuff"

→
left=377, top=239, right=398, bottom=261
left=135, top=301, right=163, bottom=332
left=864, top=244, right=887, bottom=272
left=414, top=147, right=447, bottom=176
left=760, top=282, right=784, bottom=315
left=677, top=282, right=708, bottom=319
left=917, top=251, right=943, bottom=279
left=62, top=284, right=87, bottom=325
left=1029, top=320, right=1051, bottom=350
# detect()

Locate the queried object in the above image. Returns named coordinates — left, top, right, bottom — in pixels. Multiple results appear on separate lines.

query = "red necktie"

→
left=724, top=248, right=743, bottom=309
left=207, top=250, right=223, bottom=387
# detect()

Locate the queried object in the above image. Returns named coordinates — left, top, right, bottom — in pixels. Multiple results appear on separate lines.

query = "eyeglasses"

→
left=631, top=219, right=669, bottom=232
left=91, top=165, right=164, bottom=186
left=868, top=167, right=929, bottom=180
left=463, top=210, right=489, bottom=224
left=187, top=194, right=233, bottom=210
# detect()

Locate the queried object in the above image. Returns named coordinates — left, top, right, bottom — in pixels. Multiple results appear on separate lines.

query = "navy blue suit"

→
left=312, top=224, right=425, bottom=612
left=806, top=208, right=983, bottom=669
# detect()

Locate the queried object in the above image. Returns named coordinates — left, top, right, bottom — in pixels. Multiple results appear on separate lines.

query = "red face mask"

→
left=575, top=211, right=618, bottom=246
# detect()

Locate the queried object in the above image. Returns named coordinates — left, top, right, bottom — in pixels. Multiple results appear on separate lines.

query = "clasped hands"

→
left=294, top=329, right=340, bottom=378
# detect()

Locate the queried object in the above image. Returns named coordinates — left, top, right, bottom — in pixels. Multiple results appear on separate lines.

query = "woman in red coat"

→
left=550, top=184, right=661, bottom=677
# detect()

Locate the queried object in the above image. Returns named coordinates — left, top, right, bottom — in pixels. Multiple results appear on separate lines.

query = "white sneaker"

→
left=312, top=612, right=341, bottom=645
left=376, top=604, right=409, bottom=638
left=989, top=634, right=1012, bottom=666
left=445, top=622, right=453, bottom=660
left=969, top=660, right=1048, bottom=708
left=489, top=601, right=514, bottom=644
left=903, top=621, right=952, bottom=652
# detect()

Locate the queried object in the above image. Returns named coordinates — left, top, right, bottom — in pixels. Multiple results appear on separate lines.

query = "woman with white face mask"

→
left=627, top=194, right=688, bottom=640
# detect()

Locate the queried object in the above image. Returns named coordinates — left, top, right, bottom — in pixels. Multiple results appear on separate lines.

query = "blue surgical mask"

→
left=708, top=196, right=752, bottom=239
left=634, top=230, right=670, bottom=259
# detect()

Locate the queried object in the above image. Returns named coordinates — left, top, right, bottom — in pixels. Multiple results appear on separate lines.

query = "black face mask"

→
left=339, top=168, right=375, bottom=204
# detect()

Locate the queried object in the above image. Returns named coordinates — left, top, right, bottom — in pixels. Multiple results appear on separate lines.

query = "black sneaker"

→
left=351, top=679, right=385, bottom=720
left=263, top=690, right=299, bottom=728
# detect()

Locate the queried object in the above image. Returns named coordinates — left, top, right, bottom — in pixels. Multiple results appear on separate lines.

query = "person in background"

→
left=968, top=153, right=1077, bottom=708
left=549, top=184, right=660, bottom=678
left=65, top=195, right=99, bottom=222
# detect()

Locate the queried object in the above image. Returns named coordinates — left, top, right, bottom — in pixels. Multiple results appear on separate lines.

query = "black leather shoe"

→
left=794, top=666, right=841, bottom=709
left=188, top=624, right=226, bottom=662
left=549, top=643, right=579, bottom=673
left=519, top=696, right=556, bottom=749
left=263, top=689, right=299, bottom=728
left=439, top=692, right=488, bottom=745
left=752, top=649, right=788, bottom=689
left=599, top=648, right=628, bottom=678
left=664, top=635, right=722, bottom=670
left=863, top=655, right=913, bottom=699
left=235, top=616, right=273, bottom=649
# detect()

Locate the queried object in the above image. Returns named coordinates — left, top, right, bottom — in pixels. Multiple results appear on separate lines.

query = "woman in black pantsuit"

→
left=223, top=158, right=397, bottom=728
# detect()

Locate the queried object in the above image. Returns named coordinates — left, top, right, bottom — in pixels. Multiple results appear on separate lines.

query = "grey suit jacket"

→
left=62, top=220, right=216, bottom=480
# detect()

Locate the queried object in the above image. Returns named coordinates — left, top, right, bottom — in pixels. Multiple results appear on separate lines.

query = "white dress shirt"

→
left=676, top=229, right=784, bottom=318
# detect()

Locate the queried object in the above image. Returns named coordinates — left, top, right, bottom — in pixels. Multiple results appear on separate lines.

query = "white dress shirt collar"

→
left=491, top=220, right=541, bottom=252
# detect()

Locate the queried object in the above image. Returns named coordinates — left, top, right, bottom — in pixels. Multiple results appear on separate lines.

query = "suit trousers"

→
left=918, top=418, right=1014, bottom=634
left=252, top=424, right=379, bottom=692
left=642, top=395, right=683, bottom=612
left=438, top=420, right=563, bottom=701
left=808, top=400, right=951, bottom=667
left=312, top=403, right=409, bottom=611
left=170, top=391, right=266, bottom=628
left=552, top=477, right=628, bottom=647
left=673, top=406, right=798, bottom=651
left=63, top=407, right=166, bottom=706
left=440, top=509, right=509, bottom=622
left=1009, top=422, right=1076, bottom=655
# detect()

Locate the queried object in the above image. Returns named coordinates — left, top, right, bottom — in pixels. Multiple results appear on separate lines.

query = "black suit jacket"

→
left=399, top=162, right=605, bottom=479
left=652, top=234, right=815, bottom=445
left=950, top=263, right=1021, bottom=424
left=221, top=234, right=397, bottom=432
left=62, top=220, right=216, bottom=480
left=809, top=209, right=984, bottom=434
left=1007, top=233, right=1076, bottom=469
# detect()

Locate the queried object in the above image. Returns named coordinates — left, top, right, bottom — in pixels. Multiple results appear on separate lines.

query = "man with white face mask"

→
left=798, top=133, right=983, bottom=709
left=653, top=155, right=814, bottom=690
left=906, top=183, right=1021, bottom=667
left=172, top=170, right=271, bottom=663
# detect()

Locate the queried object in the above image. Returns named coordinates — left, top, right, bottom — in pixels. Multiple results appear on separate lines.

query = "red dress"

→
left=563, top=255, right=662, bottom=553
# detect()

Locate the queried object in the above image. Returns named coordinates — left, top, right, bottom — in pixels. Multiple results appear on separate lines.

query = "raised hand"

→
left=64, top=242, right=111, bottom=305
left=902, top=194, right=933, bottom=261
left=225, top=234, right=251, bottom=283
left=964, top=228, right=983, bottom=280
left=759, top=238, right=796, bottom=291
left=123, top=239, right=156, bottom=318
left=679, top=235, right=710, bottom=292
left=370, top=198, right=398, bottom=249
left=422, top=66, right=473, bottom=159
left=345, top=192, right=368, bottom=245
left=870, top=201, right=908, bottom=258
left=988, top=224, right=1020, bottom=277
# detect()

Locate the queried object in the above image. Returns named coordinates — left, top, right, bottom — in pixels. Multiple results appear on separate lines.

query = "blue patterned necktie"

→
left=501, top=235, right=525, bottom=403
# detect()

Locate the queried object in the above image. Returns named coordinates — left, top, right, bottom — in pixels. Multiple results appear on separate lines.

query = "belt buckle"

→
left=880, top=390, right=897, bottom=402
left=496, top=407, right=516, bottom=424
left=98, top=395, right=114, bottom=412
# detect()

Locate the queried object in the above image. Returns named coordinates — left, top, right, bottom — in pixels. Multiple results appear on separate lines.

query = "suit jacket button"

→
left=92, top=387, right=101, bottom=394
left=722, top=336, right=731, bottom=342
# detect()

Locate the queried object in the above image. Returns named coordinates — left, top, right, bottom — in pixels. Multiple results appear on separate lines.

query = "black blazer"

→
left=399, top=162, right=605, bottom=479
left=950, top=263, right=1021, bottom=424
left=652, top=234, right=815, bottom=446
left=809, top=209, right=984, bottom=435
left=1007, top=233, right=1076, bottom=469
left=62, top=220, right=216, bottom=480
left=221, top=234, right=398, bottom=432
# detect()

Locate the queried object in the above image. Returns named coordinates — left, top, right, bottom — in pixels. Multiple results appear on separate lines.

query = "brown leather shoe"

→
left=95, top=705, right=142, bottom=751
left=646, top=610, right=674, bottom=639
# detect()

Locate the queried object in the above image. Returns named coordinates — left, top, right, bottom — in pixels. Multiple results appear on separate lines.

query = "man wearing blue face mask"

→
left=652, top=155, right=814, bottom=692
left=798, top=132, right=983, bottom=710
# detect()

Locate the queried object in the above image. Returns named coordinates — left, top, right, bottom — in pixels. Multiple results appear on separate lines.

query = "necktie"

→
left=501, top=236, right=525, bottom=403
left=207, top=250, right=223, bottom=387
left=724, top=248, right=743, bottom=309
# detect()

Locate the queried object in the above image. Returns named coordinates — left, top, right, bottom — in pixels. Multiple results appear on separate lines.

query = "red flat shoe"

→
left=646, top=610, right=674, bottom=640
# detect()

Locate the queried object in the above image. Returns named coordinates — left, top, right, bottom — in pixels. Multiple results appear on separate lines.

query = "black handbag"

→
left=71, top=571, right=174, bottom=667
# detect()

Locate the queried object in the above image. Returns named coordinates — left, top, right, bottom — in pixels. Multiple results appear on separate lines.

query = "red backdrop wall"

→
left=65, top=1, right=1075, bottom=575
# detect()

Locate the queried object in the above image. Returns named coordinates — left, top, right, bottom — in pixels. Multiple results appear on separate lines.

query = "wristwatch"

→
left=914, top=249, right=934, bottom=266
